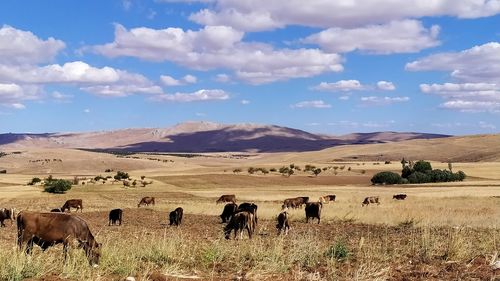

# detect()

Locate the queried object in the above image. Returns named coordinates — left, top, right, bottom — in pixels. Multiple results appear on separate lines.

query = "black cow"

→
left=108, top=209, right=123, bottom=226
left=220, top=203, right=238, bottom=223
left=393, top=194, right=407, bottom=200
left=237, top=202, right=258, bottom=225
left=305, top=202, right=322, bottom=224
left=169, top=207, right=183, bottom=226
left=276, top=210, right=290, bottom=235
left=0, top=208, right=15, bottom=227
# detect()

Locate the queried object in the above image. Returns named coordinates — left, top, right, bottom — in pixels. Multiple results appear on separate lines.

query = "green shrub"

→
left=413, top=160, right=432, bottom=173
left=371, top=171, right=402, bottom=185
left=114, top=171, right=129, bottom=180
left=27, top=177, right=41, bottom=185
left=44, top=179, right=72, bottom=194
left=407, top=171, right=431, bottom=184
left=325, top=241, right=349, bottom=261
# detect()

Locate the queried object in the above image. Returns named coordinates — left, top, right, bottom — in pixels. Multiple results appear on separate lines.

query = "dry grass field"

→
left=0, top=147, right=499, bottom=280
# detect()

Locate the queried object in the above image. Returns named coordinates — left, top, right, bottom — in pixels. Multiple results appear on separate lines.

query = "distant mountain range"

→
left=0, top=121, right=450, bottom=153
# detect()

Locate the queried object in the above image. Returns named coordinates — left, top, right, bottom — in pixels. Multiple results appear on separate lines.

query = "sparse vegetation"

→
left=114, top=171, right=130, bottom=180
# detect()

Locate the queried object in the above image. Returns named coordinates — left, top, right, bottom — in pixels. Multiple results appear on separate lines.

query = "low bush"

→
left=44, top=179, right=72, bottom=194
left=371, top=171, right=402, bottom=185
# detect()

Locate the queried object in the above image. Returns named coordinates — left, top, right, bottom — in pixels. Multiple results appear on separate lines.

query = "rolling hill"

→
left=0, top=121, right=450, bottom=153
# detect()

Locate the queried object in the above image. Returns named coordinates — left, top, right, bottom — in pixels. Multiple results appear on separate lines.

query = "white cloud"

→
left=0, top=83, right=40, bottom=109
left=93, top=24, right=343, bottom=84
left=150, top=89, right=229, bottom=102
left=377, top=81, right=396, bottom=91
left=291, top=100, right=331, bottom=109
left=122, top=0, right=132, bottom=11
left=83, top=108, right=90, bottom=113
left=0, top=25, right=65, bottom=65
left=360, top=96, right=409, bottom=106
left=312, top=80, right=365, bottom=92
left=187, top=0, right=500, bottom=31
left=479, top=121, right=496, bottom=129
left=51, top=91, right=73, bottom=103
left=339, top=96, right=350, bottom=100
left=406, top=42, right=500, bottom=84
left=303, top=20, right=440, bottom=54
left=160, top=74, right=198, bottom=86
left=215, top=73, right=231, bottom=83
left=328, top=120, right=396, bottom=128
left=420, top=82, right=500, bottom=112
left=240, top=99, right=250, bottom=105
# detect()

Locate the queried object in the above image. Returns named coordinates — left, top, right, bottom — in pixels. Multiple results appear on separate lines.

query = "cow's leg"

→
left=247, top=226, right=252, bottom=239
left=26, top=238, right=34, bottom=255
left=63, top=243, right=69, bottom=263
left=0, top=220, right=4, bottom=227
left=317, top=216, right=321, bottom=224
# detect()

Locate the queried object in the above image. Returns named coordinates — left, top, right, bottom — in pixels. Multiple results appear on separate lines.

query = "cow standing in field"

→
left=0, top=208, right=15, bottom=227
left=320, top=195, right=336, bottom=204
left=137, top=197, right=155, bottom=207
left=220, top=203, right=238, bottom=223
left=108, top=209, right=123, bottom=226
left=237, top=202, right=258, bottom=225
left=276, top=209, right=290, bottom=235
left=169, top=207, right=183, bottom=226
left=224, top=211, right=254, bottom=240
left=393, top=194, right=407, bottom=200
left=17, top=211, right=101, bottom=266
left=61, top=199, right=83, bottom=213
left=216, top=194, right=236, bottom=204
left=283, top=197, right=308, bottom=209
left=305, top=202, right=322, bottom=224
left=362, top=196, right=380, bottom=206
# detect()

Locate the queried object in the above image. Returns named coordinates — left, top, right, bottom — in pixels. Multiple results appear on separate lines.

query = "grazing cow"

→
left=283, top=197, right=306, bottom=209
left=305, top=202, right=322, bottom=224
left=50, top=208, right=62, bottom=213
left=108, top=209, right=123, bottom=226
left=169, top=207, right=183, bottom=226
left=137, top=197, right=155, bottom=207
left=393, top=194, right=407, bottom=200
left=17, top=211, right=101, bottom=266
left=224, top=211, right=254, bottom=240
left=220, top=203, right=238, bottom=223
left=362, top=196, right=380, bottom=206
left=276, top=210, right=290, bottom=235
left=61, top=199, right=83, bottom=213
left=237, top=202, right=258, bottom=225
left=216, top=194, right=236, bottom=204
left=0, top=208, right=15, bottom=227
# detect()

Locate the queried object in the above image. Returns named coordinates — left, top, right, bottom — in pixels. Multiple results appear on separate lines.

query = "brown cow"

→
left=0, top=208, right=15, bottom=227
left=362, top=196, right=380, bottom=206
left=393, top=194, right=407, bottom=200
left=216, top=194, right=236, bottom=204
left=61, top=199, right=83, bottom=213
left=224, top=211, right=254, bottom=240
left=283, top=197, right=307, bottom=209
left=138, top=197, right=155, bottom=207
left=276, top=210, right=290, bottom=235
left=320, top=195, right=336, bottom=203
left=305, top=202, right=322, bottom=224
left=17, top=211, right=101, bottom=266
left=169, top=207, right=183, bottom=226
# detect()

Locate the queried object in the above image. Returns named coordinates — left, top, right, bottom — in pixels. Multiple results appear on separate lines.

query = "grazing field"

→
left=0, top=148, right=499, bottom=280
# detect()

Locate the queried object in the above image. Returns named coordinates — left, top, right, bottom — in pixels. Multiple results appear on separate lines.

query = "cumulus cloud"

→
left=92, top=24, right=343, bottom=84
left=377, top=81, right=396, bottom=91
left=160, top=74, right=198, bottom=86
left=303, top=20, right=440, bottom=54
left=187, top=0, right=500, bottom=31
left=406, top=42, right=500, bottom=84
left=0, top=83, right=40, bottom=109
left=0, top=25, right=65, bottom=65
left=291, top=100, right=331, bottom=109
left=312, top=80, right=365, bottom=92
left=150, top=89, right=229, bottom=102
left=360, top=96, right=409, bottom=106
left=409, top=43, right=500, bottom=112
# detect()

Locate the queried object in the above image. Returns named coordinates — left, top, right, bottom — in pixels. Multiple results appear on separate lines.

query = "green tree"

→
left=313, top=168, right=322, bottom=177
left=413, top=160, right=432, bottom=173
left=371, top=171, right=402, bottom=185
left=44, top=179, right=72, bottom=194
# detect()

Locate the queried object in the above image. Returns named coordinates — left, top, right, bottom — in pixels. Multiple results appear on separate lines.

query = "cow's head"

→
left=82, top=240, right=101, bottom=266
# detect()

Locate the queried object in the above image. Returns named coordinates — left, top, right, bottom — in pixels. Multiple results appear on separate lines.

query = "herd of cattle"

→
left=0, top=192, right=408, bottom=266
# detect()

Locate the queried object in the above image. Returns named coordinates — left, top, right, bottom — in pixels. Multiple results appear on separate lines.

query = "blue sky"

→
left=0, top=0, right=499, bottom=135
